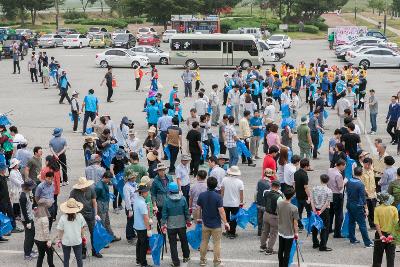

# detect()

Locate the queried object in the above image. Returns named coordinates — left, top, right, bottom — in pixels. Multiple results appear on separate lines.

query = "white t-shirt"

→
left=57, top=213, right=86, bottom=246
left=194, top=98, right=208, bottom=116
left=209, top=166, right=226, bottom=191
left=264, top=105, right=276, bottom=122
left=283, top=163, right=297, bottom=186
left=221, top=176, right=244, bottom=207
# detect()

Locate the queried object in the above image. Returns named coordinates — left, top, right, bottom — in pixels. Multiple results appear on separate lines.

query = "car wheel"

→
left=79, top=42, right=82, bottom=49
left=100, top=60, right=108, bottom=68
left=53, top=43, right=57, bottom=48
left=38, top=45, right=42, bottom=48
left=91, top=46, right=94, bottom=49
left=159, top=57, right=168, bottom=65
left=64, top=46, right=68, bottom=49
left=131, top=61, right=140, bottom=68
left=185, top=59, right=197, bottom=69
left=240, top=59, right=252, bottom=69
left=274, top=53, right=280, bottom=62
left=359, top=59, right=370, bottom=69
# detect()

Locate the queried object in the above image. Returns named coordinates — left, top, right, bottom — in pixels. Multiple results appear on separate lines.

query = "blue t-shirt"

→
left=147, top=105, right=160, bottom=124
left=133, top=196, right=148, bottom=230
left=49, top=137, right=67, bottom=154
left=249, top=117, right=262, bottom=136
left=84, top=94, right=98, bottom=112
left=197, top=190, right=223, bottom=229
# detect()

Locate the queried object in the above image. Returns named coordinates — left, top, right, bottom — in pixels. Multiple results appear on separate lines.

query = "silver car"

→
left=346, top=47, right=400, bottom=68
left=38, top=34, right=63, bottom=48
left=129, top=45, right=169, bottom=65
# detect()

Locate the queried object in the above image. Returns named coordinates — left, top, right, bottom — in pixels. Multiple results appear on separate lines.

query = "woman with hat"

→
left=70, top=91, right=80, bottom=133
left=110, top=148, right=129, bottom=212
left=115, top=116, right=130, bottom=149
left=19, top=179, right=37, bottom=260
left=147, top=151, right=160, bottom=179
left=56, top=198, right=86, bottom=267
left=143, top=126, right=160, bottom=156
left=123, top=169, right=139, bottom=243
left=83, top=134, right=98, bottom=167
left=9, top=158, right=24, bottom=219
left=34, top=198, right=55, bottom=267
left=126, top=129, right=140, bottom=154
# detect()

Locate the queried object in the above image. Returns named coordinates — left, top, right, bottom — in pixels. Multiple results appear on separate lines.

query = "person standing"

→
left=175, top=154, right=191, bottom=204
left=9, top=158, right=24, bottom=220
left=81, top=89, right=99, bottom=135
left=386, top=95, right=400, bottom=144
left=218, top=115, right=228, bottom=155
left=100, top=66, right=114, bottom=103
left=123, top=169, right=138, bottom=244
left=181, top=67, right=195, bottom=97
left=19, top=180, right=37, bottom=260
left=368, top=89, right=378, bottom=134
left=186, top=121, right=202, bottom=176
left=166, top=117, right=182, bottom=175
left=225, top=116, right=240, bottom=167
left=194, top=92, right=208, bottom=117
left=361, top=157, right=378, bottom=229
left=12, top=49, right=21, bottom=74
left=327, top=159, right=346, bottom=238
left=373, top=143, right=388, bottom=193
left=42, top=62, right=50, bottom=89
left=297, top=116, right=313, bottom=159
left=161, top=182, right=191, bottom=267
left=277, top=187, right=299, bottom=267
left=25, top=146, right=43, bottom=185
left=221, top=166, right=244, bottom=239
left=238, top=110, right=256, bottom=166
left=49, top=128, right=68, bottom=186
left=70, top=91, right=80, bottom=133
left=372, top=192, right=398, bottom=267
left=346, top=167, right=373, bottom=247
left=59, top=71, right=72, bottom=104
left=341, top=122, right=361, bottom=161
left=208, top=156, right=226, bottom=194
left=294, top=158, right=312, bottom=230
left=308, top=110, right=324, bottom=159
left=336, top=92, right=351, bottom=128
left=34, top=198, right=55, bottom=267
left=310, top=174, right=333, bottom=252
left=262, top=145, right=279, bottom=180
left=124, top=152, right=148, bottom=184
left=227, top=85, right=241, bottom=124
left=27, top=55, right=38, bottom=82
left=197, top=177, right=230, bottom=267
left=209, top=84, right=220, bottom=126
left=133, top=65, right=143, bottom=91
left=56, top=198, right=86, bottom=267
left=157, top=108, right=173, bottom=159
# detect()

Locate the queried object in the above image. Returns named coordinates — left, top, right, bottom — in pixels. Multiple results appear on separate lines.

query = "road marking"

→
left=0, top=249, right=369, bottom=267
left=356, top=112, right=376, bottom=154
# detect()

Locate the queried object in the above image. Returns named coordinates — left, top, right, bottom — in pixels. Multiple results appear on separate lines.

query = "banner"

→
left=334, top=26, right=367, bottom=45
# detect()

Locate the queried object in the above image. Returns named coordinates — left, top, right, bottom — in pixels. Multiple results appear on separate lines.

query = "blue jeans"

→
left=228, top=147, right=238, bottom=167
left=347, top=203, right=372, bottom=246
left=370, top=113, right=377, bottom=132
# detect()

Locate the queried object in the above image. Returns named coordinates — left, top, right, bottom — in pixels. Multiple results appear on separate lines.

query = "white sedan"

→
left=95, top=48, right=149, bottom=68
left=63, top=34, right=90, bottom=49
left=267, top=34, right=292, bottom=49
left=345, top=47, right=400, bottom=68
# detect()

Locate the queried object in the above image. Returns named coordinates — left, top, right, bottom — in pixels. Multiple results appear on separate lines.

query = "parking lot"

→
left=0, top=39, right=399, bottom=267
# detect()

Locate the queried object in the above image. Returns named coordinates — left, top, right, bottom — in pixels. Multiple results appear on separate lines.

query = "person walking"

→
left=85, top=154, right=105, bottom=183
left=238, top=110, right=256, bottom=167
left=42, top=62, right=50, bottom=89
left=59, top=71, right=72, bottom=105
left=225, top=116, right=240, bottom=167
left=186, top=121, right=202, bottom=176
left=368, top=89, right=378, bottom=134
left=27, top=55, right=38, bottom=82
left=346, top=167, right=373, bottom=247
left=56, top=198, right=86, bottom=267
left=197, top=176, right=230, bottom=267
left=210, top=84, right=220, bottom=126
left=336, top=92, right=351, bottom=128
left=34, top=198, right=55, bottom=267
left=175, top=154, right=191, bottom=204
left=133, top=65, right=143, bottom=91
left=49, top=128, right=68, bottom=186
left=294, top=158, right=312, bottom=230
left=9, top=158, right=24, bottom=220
left=81, top=89, right=99, bottom=135
left=361, top=157, right=378, bottom=229
left=70, top=91, right=80, bottom=133
left=181, top=67, right=195, bottom=97
left=297, top=116, right=313, bottom=159
left=385, top=95, right=400, bottom=144
left=161, top=182, right=191, bottom=267
left=100, top=66, right=114, bottom=102
left=123, top=169, right=138, bottom=244
left=227, top=85, right=241, bottom=124
left=12, top=49, right=21, bottom=74
left=124, top=151, right=148, bottom=183
left=166, top=117, right=182, bottom=175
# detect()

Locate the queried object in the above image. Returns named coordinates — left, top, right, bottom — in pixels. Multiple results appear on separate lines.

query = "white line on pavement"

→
left=0, top=249, right=369, bottom=267
left=357, top=112, right=376, bottom=154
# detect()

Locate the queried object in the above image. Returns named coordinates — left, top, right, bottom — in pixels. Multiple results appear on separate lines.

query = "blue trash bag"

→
left=230, top=208, right=249, bottom=229
left=247, top=202, right=258, bottom=228
left=313, top=214, right=325, bottom=233
left=327, top=92, right=333, bottom=106
left=236, top=141, right=251, bottom=158
left=0, top=212, right=13, bottom=237
left=225, top=105, right=232, bottom=116
left=291, top=196, right=298, bottom=207
left=207, top=105, right=212, bottom=114
left=212, top=137, right=220, bottom=157
left=317, top=130, right=324, bottom=149
left=288, top=149, right=293, bottom=162
left=309, top=111, right=314, bottom=118
left=323, top=110, right=329, bottom=119
left=101, top=144, right=118, bottom=168
left=272, top=89, right=282, bottom=98
left=0, top=115, right=11, bottom=126
left=93, top=221, right=114, bottom=253
left=164, top=145, right=171, bottom=160
left=281, top=117, right=296, bottom=129
left=301, top=212, right=316, bottom=235
left=202, top=143, right=208, bottom=160
left=288, top=239, right=297, bottom=267
left=85, top=128, right=93, bottom=134
left=149, top=234, right=164, bottom=266
left=68, top=112, right=80, bottom=123
left=109, top=192, right=116, bottom=201
left=344, top=156, right=355, bottom=179
left=341, top=212, right=350, bottom=238
left=281, top=104, right=290, bottom=118
left=139, top=148, right=144, bottom=159
left=187, top=223, right=202, bottom=250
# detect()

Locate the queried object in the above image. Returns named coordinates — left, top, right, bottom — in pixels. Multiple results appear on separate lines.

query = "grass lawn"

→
left=342, top=0, right=371, bottom=13
left=278, top=31, right=326, bottom=40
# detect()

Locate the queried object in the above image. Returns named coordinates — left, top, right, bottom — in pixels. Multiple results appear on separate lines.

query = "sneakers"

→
left=200, top=260, right=207, bottom=266
left=350, top=240, right=360, bottom=245
left=0, top=237, right=9, bottom=242
left=259, top=246, right=266, bottom=252
left=30, top=251, right=38, bottom=258
left=24, top=255, right=33, bottom=261
left=11, top=227, right=24, bottom=233
left=182, top=257, right=190, bottom=263
left=92, top=251, right=103, bottom=258
left=265, top=249, right=277, bottom=255
left=319, top=247, right=332, bottom=252
left=368, top=131, right=376, bottom=135
left=365, top=244, right=374, bottom=248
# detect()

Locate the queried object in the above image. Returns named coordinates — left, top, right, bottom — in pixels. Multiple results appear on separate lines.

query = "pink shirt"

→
left=266, top=132, right=280, bottom=148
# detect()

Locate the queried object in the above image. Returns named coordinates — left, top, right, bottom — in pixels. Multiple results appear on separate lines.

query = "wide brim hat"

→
left=227, top=166, right=241, bottom=176
left=136, top=183, right=150, bottom=193
left=140, top=175, right=151, bottom=185
left=181, top=154, right=191, bottom=161
left=148, top=126, right=157, bottom=133
left=217, top=154, right=229, bottom=160
left=124, top=169, right=138, bottom=181
left=73, top=177, right=94, bottom=189
left=9, top=158, right=20, bottom=168
left=154, top=163, right=168, bottom=171
left=52, top=127, right=63, bottom=137
left=147, top=151, right=157, bottom=161
left=84, top=136, right=97, bottom=143
left=60, top=198, right=84, bottom=214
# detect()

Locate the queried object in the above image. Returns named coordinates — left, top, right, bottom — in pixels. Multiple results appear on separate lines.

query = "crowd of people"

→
left=0, top=47, right=400, bottom=267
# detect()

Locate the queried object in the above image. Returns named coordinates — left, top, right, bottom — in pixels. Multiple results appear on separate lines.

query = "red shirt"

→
left=262, top=154, right=276, bottom=181
left=40, top=167, right=61, bottom=195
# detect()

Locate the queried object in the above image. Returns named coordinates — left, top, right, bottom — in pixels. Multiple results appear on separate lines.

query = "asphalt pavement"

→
left=0, top=40, right=399, bottom=267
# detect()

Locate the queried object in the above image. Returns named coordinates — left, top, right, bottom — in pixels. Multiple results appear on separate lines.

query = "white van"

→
left=239, top=28, right=262, bottom=39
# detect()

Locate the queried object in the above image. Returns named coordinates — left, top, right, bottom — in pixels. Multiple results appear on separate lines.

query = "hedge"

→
left=313, top=21, right=328, bottom=31
left=0, top=21, right=19, bottom=26
left=303, top=25, right=319, bottom=34
left=62, top=9, right=88, bottom=20
left=287, top=24, right=300, bottom=32
left=64, top=18, right=144, bottom=28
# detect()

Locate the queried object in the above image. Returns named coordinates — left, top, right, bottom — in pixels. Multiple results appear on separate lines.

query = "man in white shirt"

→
left=227, top=85, right=241, bottom=124
left=210, top=84, right=220, bottom=126
left=336, top=92, right=351, bottom=127
left=208, top=156, right=226, bottom=193
left=221, top=166, right=244, bottom=239
left=280, top=87, right=291, bottom=106
left=194, top=92, right=208, bottom=116
left=264, top=97, right=276, bottom=122
left=175, top=154, right=191, bottom=204
left=282, top=155, right=301, bottom=192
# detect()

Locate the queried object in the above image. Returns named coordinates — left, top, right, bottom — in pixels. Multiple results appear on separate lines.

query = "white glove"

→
left=26, top=223, right=31, bottom=229
left=95, top=215, right=101, bottom=221
left=147, top=230, right=152, bottom=237
left=149, top=219, right=153, bottom=225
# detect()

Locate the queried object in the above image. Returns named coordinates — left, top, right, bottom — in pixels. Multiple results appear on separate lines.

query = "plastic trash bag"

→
left=230, top=208, right=249, bottom=229
left=291, top=196, right=298, bottom=207
left=149, top=234, right=164, bottom=266
left=212, top=137, right=220, bottom=157
left=323, top=110, right=329, bottom=119
left=301, top=213, right=316, bottom=235
left=247, top=202, right=258, bottom=228
left=281, top=104, right=290, bottom=118
left=109, top=192, right=116, bottom=201
left=164, top=145, right=171, bottom=160
left=341, top=212, right=350, bottom=238
left=288, top=239, right=297, bottom=267
left=281, top=117, right=296, bottom=129
left=102, top=144, right=118, bottom=168
left=0, top=115, right=11, bottom=126
left=272, top=89, right=281, bottom=98
left=68, top=112, right=80, bottom=123
left=0, top=212, right=13, bottom=237
left=187, top=223, right=202, bottom=250
left=345, top=156, right=355, bottom=179
left=85, top=128, right=93, bottom=135
left=288, top=149, right=293, bottom=162
left=236, top=141, right=251, bottom=158
left=317, top=130, right=324, bottom=149
left=327, top=92, right=333, bottom=106
left=313, top=215, right=324, bottom=232
left=225, top=105, right=232, bottom=116
left=202, top=143, right=208, bottom=160
left=93, top=221, right=114, bottom=253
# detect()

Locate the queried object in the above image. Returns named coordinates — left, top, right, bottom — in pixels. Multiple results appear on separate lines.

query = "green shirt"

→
left=145, top=192, right=153, bottom=214
left=95, top=180, right=110, bottom=203
left=388, top=179, right=400, bottom=208
left=297, top=124, right=311, bottom=149
left=124, top=163, right=148, bottom=183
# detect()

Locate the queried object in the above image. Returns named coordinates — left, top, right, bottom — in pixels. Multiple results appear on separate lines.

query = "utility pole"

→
left=55, top=0, right=59, bottom=31
left=384, top=0, right=387, bottom=34
left=354, top=0, right=357, bottom=22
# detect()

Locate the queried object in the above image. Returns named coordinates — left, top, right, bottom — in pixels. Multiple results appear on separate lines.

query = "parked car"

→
left=137, top=27, right=157, bottom=38
left=112, top=29, right=130, bottom=40
left=130, top=45, right=169, bottom=64
left=239, top=27, right=263, bottom=39
left=257, top=39, right=285, bottom=62
left=87, top=27, right=108, bottom=38
left=112, top=33, right=136, bottom=48
left=57, top=28, right=78, bottom=37
left=95, top=48, right=149, bottom=68
left=90, top=33, right=112, bottom=48
left=137, top=34, right=160, bottom=47
left=227, top=30, right=242, bottom=34
left=63, top=34, right=90, bottom=49
left=162, top=29, right=177, bottom=43
left=335, top=37, right=384, bottom=54
left=267, top=34, right=292, bottom=48
left=366, top=30, right=387, bottom=40
left=340, top=44, right=393, bottom=61
left=38, top=34, right=63, bottom=48
left=345, top=47, right=400, bottom=68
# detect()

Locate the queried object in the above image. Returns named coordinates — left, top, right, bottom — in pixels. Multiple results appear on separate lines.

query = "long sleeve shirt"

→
left=327, top=167, right=344, bottom=194
left=19, top=191, right=34, bottom=222
left=360, top=168, right=377, bottom=199
left=386, top=103, right=400, bottom=122
left=238, top=118, right=251, bottom=139
left=346, top=178, right=366, bottom=207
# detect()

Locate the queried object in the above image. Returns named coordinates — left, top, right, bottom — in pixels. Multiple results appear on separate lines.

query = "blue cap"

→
left=168, top=182, right=179, bottom=193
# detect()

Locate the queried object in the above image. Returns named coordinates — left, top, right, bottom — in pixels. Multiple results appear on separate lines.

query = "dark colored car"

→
left=366, top=30, right=387, bottom=41
left=112, top=33, right=136, bottom=48
left=137, top=34, right=160, bottom=47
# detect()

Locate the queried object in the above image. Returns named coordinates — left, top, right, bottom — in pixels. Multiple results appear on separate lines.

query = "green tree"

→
left=120, top=0, right=146, bottom=17
left=292, top=0, right=348, bottom=20
left=80, top=0, right=97, bottom=13
left=19, top=0, right=54, bottom=25
left=0, top=0, right=18, bottom=20
left=393, top=0, right=400, bottom=14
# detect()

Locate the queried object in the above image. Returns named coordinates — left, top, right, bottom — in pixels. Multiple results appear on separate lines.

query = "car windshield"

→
left=115, top=34, right=129, bottom=40
left=42, top=35, right=53, bottom=38
left=93, top=35, right=103, bottom=40
left=269, top=35, right=283, bottom=41
left=66, top=35, right=79, bottom=38
left=139, top=28, right=149, bottom=32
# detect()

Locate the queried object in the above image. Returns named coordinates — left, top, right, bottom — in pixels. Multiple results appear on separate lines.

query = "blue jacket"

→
left=161, top=193, right=190, bottom=229
left=321, top=77, right=329, bottom=92
left=386, top=103, right=400, bottom=122
left=346, top=177, right=366, bottom=207
left=151, top=174, right=173, bottom=208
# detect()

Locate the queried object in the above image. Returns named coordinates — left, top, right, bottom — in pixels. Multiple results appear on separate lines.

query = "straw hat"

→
left=154, top=163, right=168, bottom=171
left=72, top=177, right=94, bottom=189
left=147, top=151, right=157, bottom=161
left=227, top=166, right=241, bottom=176
left=124, top=169, right=138, bottom=181
left=136, top=183, right=150, bottom=193
left=60, top=198, right=83, bottom=214
left=148, top=126, right=157, bottom=133
left=140, top=175, right=151, bottom=185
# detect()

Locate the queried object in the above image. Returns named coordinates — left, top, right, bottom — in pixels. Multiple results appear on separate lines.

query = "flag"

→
left=93, top=221, right=114, bottom=253
left=187, top=223, right=202, bottom=250
left=149, top=234, right=164, bottom=266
